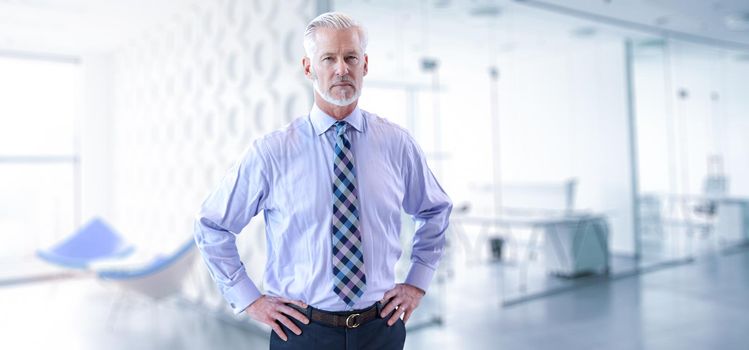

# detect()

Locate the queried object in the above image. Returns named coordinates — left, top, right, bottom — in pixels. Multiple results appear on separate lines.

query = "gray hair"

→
left=303, top=12, right=368, bottom=58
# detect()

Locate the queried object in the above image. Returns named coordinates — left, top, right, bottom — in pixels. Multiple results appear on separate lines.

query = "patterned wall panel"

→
left=112, top=0, right=315, bottom=310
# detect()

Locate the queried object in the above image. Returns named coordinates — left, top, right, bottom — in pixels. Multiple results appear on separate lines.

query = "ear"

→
left=363, top=54, right=368, bottom=77
left=302, top=56, right=313, bottom=80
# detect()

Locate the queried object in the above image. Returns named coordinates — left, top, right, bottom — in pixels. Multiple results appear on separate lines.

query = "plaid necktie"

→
left=331, top=120, right=366, bottom=307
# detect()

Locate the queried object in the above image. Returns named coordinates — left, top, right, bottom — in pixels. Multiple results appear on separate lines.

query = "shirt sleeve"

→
left=193, top=140, right=269, bottom=315
left=400, top=133, right=453, bottom=293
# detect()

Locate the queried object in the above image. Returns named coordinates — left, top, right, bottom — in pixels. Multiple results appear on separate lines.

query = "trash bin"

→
left=490, top=237, right=504, bottom=261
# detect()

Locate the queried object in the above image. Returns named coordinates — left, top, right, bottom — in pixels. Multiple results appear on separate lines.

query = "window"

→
left=0, top=54, right=81, bottom=259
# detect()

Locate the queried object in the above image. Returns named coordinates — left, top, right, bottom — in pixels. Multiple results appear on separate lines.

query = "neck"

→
left=315, top=95, right=357, bottom=120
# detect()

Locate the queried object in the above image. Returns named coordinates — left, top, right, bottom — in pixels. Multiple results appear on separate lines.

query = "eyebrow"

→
left=319, top=50, right=361, bottom=57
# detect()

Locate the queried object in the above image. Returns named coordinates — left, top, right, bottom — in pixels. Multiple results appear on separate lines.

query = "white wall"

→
left=110, top=0, right=315, bottom=300
left=81, top=54, right=114, bottom=225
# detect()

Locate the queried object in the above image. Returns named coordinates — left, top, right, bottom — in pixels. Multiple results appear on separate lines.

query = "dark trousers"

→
left=269, top=303, right=406, bottom=350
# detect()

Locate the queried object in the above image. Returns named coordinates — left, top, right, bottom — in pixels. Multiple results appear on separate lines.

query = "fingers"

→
left=278, top=304, right=310, bottom=325
left=246, top=296, right=311, bottom=342
left=403, top=307, right=414, bottom=324
left=380, top=297, right=401, bottom=318
left=388, top=305, right=405, bottom=326
left=270, top=322, right=288, bottom=342
left=275, top=314, right=303, bottom=336
left=379, top=284, right=422, bottom=326
left=379, top=285, right=400, bottom=319
left=381, top=296, right=408, bottom=326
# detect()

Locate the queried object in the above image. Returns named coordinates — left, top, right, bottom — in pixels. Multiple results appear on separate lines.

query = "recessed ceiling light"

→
left=499, top=42, right=516, bottom=53
left=725, top=12, right=749, bottom=31
left=654, top=16, right=669, bottom=26
left=571, top=26, right=597, bottom=38
left=434, top=0, right=451, bottom=9
left=636, top=38, right=667, bottom=48
left=469, top=4, right=502, bottom=17
left=735, top=53, right=749, bottom=62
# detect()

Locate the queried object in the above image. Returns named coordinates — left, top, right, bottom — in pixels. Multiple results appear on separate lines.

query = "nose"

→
left=335, top=59, right=349, bottom=76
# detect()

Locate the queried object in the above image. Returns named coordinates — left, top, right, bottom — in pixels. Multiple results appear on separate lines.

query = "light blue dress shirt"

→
left=194, top=104, right=452, bottom=314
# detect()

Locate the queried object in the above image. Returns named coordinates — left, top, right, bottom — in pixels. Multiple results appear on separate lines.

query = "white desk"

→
left=649, top=194, right=749, bottom=246
left=714, top=198, right=749, bottom=245
left=456, top=213, right=610, bottom=279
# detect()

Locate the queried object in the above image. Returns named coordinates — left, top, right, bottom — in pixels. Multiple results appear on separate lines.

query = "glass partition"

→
left=633, top=38, right=749, bottom=263
left=334, top=0, right=640, bottom=310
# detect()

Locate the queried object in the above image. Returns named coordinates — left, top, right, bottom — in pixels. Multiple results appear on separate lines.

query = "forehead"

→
left=314, top=27, right=363, bottom=55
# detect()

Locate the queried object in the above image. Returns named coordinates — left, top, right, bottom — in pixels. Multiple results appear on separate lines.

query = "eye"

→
left=346, top=56, right=359, bottom=63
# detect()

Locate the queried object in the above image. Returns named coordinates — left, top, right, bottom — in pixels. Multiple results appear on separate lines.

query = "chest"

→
left=265, top=136, right=405, bottom=224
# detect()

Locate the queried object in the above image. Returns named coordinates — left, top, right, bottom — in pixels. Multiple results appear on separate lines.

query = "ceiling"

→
left=0, top=0, right=747, bottom=57
left=335, top=0, right=749, bottom=50
left=518, top=0, right=749, bottom=49
left=0, top=0, right=190, bottom=57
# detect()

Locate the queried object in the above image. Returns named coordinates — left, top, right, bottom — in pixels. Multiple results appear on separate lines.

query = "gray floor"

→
left=1, top=247, right=748, bottom=350
left=411, top=247, right=749, bottom=350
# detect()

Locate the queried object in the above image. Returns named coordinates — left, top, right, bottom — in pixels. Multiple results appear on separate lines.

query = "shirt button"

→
left=230, top=303, right=235, bottom=308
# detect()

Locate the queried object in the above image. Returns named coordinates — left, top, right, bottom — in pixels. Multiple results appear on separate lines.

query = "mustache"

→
left=332, top=76, right=354, bottom=85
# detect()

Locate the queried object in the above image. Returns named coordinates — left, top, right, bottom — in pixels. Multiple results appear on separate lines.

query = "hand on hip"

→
left=379, top=283, right=425, bottom=326
left=245, top=295, right=309, bottom=341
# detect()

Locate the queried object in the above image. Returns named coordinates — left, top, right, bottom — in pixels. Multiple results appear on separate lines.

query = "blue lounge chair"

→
left=37, top=218, right=135, bottom=269
left=95, top=238, right=197, bottom=300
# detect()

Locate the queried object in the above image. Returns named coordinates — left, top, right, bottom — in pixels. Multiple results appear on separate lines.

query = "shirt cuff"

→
left=223, top=275, right=263, bottom=315
left=404, top=262, right=435, bottom=293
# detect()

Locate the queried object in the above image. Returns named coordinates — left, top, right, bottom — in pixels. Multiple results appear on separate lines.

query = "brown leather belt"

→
left=291, top=303, right=380, bottom=329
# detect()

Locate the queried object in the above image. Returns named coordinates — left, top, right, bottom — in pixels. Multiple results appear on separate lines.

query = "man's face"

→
left=304, top=27, right=368, bottom=107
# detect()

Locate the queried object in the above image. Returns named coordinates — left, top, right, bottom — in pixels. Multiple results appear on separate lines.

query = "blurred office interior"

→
left=1, top=0, right=748, bottom=349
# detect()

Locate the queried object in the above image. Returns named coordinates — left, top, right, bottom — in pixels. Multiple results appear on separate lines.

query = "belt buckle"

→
left=345, top=313, right=361, bottom=328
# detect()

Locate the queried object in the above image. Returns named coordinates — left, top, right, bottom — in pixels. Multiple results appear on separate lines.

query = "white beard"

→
left=311, top=69, right=361, bottom=107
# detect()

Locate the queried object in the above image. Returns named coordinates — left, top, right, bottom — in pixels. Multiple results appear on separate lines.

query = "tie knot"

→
left=334, top=121, right=348, bottom=136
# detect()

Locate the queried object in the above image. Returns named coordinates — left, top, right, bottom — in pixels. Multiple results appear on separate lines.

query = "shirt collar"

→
left=309, top=103, right=364, bottom=136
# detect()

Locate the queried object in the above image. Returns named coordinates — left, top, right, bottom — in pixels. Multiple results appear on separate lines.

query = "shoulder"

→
left=361, top=109, right=423, bottom=156
left=252, top=115, right=312, bottom=154
left=359, top=109, right=425, bottom=169
left=360, top=108, right=413, bottom=143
